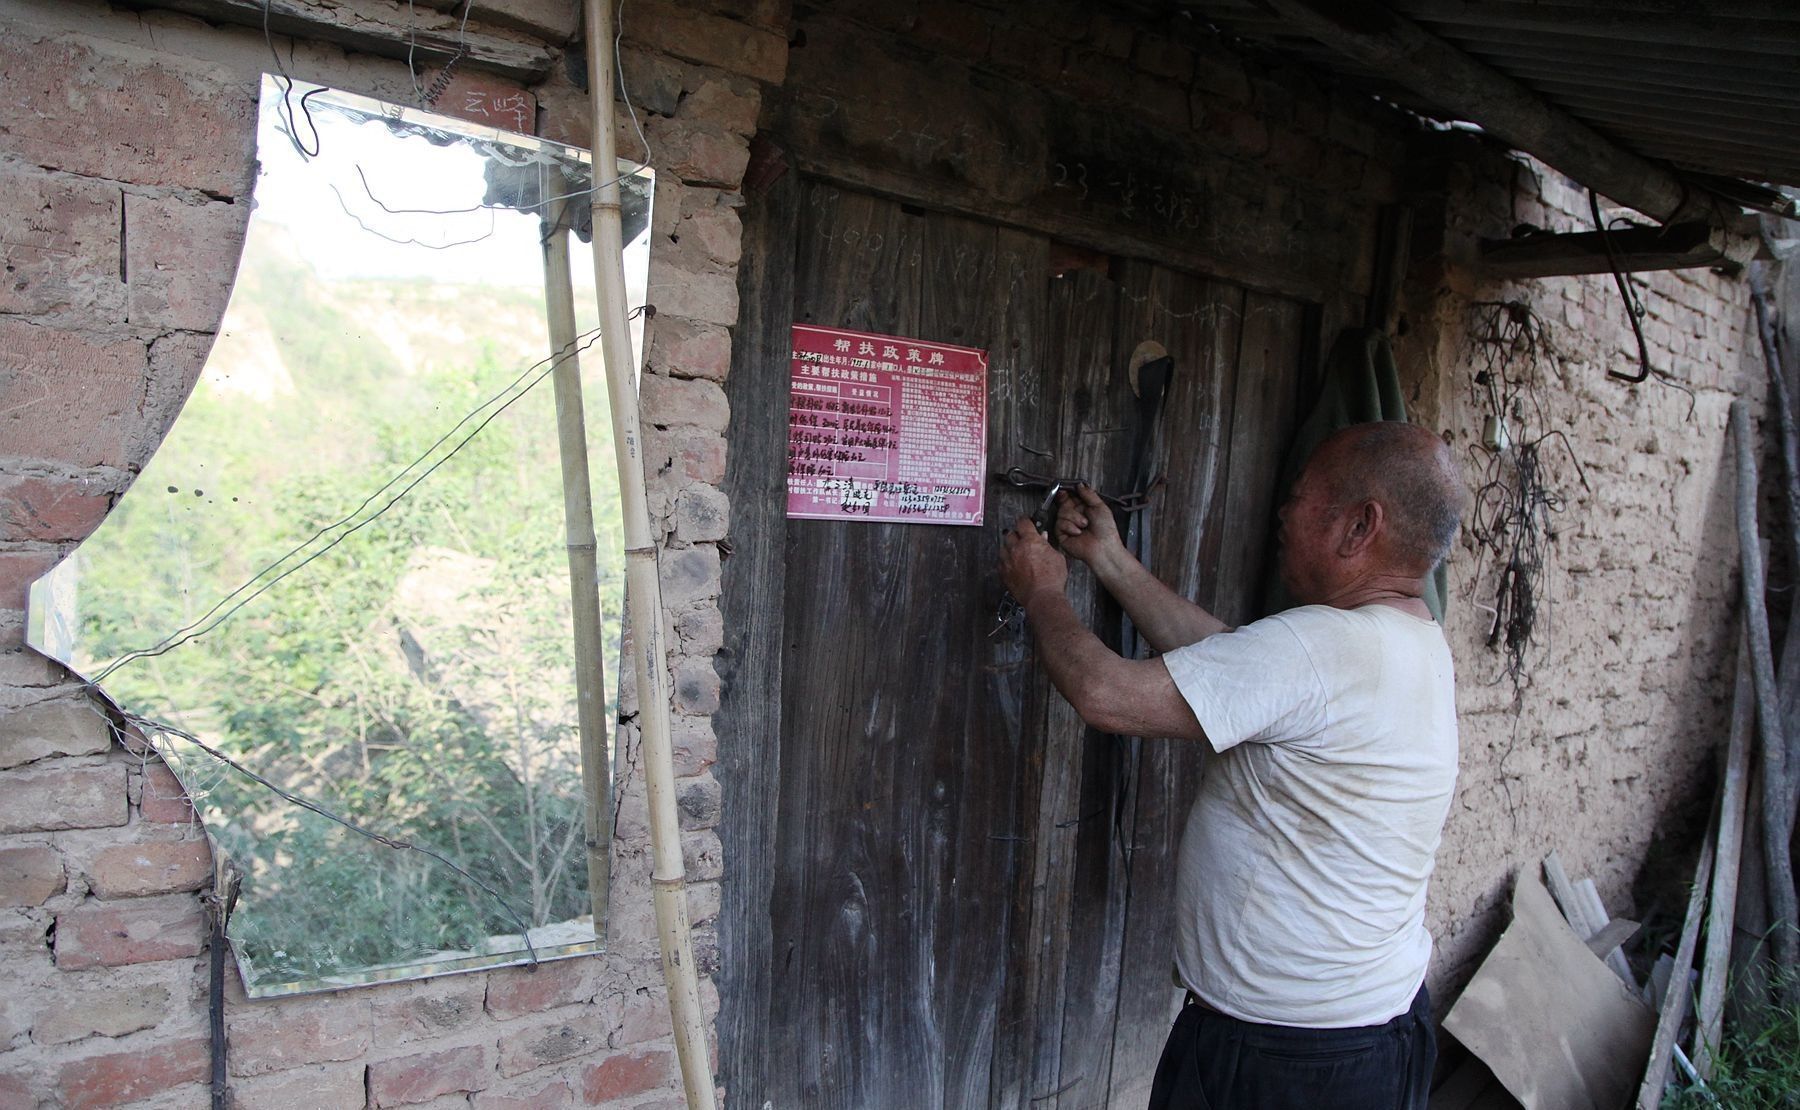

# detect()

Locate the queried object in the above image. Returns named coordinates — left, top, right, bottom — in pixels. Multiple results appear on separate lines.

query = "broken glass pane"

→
left=28, top=76, right=652, bottom=996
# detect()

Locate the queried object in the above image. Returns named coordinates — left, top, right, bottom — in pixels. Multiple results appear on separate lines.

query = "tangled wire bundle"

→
left=1464, top=301, right=1590, bottom=700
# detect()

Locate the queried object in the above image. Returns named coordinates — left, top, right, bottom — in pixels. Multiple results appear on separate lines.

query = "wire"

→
left=387, top=0, right=658, bottom=218
left=608, top=0, right=653, bottom=176
left=287, top=0, right=655, bottom=222
left=1460, top=301, right=1584, bottom=830
left=262, top=0, right=324, bottom=159
left=93, top=329, right=607, bottom=683
left=424, top=2, right=475, bottom=108
left=407, top=0, right=424, bottom=104
left=354, top=162, right=651, bottom=225
left=104, top=701, right=540, bottom=966
left=329, top=181, right=499, bottom=249
left=407, top=0, right=475, bottom=109
left=1462, top=301, right=1586, bottom=708
left=357, top=163, right=493, bottom=216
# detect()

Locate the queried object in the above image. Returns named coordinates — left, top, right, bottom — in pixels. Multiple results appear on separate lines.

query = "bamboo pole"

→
left=541, top=201, right=611, bottom=934
left=1729, top=399, right=1799, bottom=992
left=583, top=2, right=715, bottom=1106
left=1694, top=627, right=1755, bottom=1079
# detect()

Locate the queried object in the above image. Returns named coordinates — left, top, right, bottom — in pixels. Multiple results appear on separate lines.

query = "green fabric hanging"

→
left=1260, top=326, right=1449, bottom=623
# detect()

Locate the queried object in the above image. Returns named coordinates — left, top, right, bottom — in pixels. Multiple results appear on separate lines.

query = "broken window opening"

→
left=28, top=77, right=653, bottom=996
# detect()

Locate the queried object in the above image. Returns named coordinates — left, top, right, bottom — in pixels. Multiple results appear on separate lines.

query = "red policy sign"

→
left=786, top=324, right=988, bottom=526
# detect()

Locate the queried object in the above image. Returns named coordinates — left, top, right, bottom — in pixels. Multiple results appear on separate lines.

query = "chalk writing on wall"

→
left=786, top=323, right=988, bottom=526
left=430, top=74, right=537, bottom=135
left=1050, top=159, right=1208, bottom=233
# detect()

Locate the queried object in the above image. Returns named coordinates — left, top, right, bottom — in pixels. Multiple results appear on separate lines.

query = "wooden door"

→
left=718, top=177, right=1307, bottom=1109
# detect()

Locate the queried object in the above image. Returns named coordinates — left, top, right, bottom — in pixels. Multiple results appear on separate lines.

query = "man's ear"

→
left=1337, top=499, right=1382, bottom=557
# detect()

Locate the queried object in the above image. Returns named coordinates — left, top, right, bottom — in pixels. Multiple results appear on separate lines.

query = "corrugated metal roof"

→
left=1184, top=1, right=1800, bottom=192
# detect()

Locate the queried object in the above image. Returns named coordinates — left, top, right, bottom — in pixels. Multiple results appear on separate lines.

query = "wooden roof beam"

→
left=114, top=0, right=556, bottom=83
left=1478, top=220, right=1750, bottom=279
left=1256, top=0, right=1713, bottom=226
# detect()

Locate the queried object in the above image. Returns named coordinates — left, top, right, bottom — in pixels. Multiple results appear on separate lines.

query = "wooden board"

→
left=982, top=230, right=1061, bottom=1110
left=715, top=160, right=800, bottom=1105
left=1045, top=261, right=1139, bottom=1110
left=1217, top=292, right=1308, bottom=627
left=767, top=185, right=929, bottom=1106
left=919, top=209, right=1034, bottom=1109
left=769, top=11, right=1373, bottom=307
left=1106, top=269, right=1247, bottom=1109
left=1445, top=877, right=1655, bottom=1110
left=721, top=177, right=1314, bottom=1108
left=993, top=263, right=1124, bottom=1110
left=761, top=184, right=1049, bottom=1107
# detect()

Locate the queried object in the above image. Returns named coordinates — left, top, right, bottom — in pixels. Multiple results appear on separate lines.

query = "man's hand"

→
left=1055, top=484, right=1125, bottom=567
left=999, top=515, right=1067, bottom=606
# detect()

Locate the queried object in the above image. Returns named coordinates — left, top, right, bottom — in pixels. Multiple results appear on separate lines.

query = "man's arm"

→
left=1056, top=486, right=1229, bottom=651
left=1000, top=517, right=1207, bottom=741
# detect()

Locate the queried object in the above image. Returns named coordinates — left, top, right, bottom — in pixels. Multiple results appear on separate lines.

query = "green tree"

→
left=81, top=249, right=625, bottom=987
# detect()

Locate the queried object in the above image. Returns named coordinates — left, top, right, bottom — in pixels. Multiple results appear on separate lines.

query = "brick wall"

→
left=1393, top=136, right=1764, bottom=998
left=0, top=0, right=776, bottom=1105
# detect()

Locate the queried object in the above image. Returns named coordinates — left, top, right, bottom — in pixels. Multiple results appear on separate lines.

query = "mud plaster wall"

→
left=0, top=0, right=775, bottom=1104
left=1393, top=137, right=1767, bottom=1001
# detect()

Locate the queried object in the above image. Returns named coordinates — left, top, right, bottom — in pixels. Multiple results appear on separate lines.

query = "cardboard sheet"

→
left=1443, top=875, right=1655, bottom=1110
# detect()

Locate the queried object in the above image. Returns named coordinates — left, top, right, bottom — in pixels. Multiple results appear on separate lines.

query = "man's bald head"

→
left=1310, top=422, right=1464, bottom=575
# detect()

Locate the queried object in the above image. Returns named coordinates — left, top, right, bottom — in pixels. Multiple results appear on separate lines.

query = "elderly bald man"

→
left=999, top=421, right=1464, bottom=1110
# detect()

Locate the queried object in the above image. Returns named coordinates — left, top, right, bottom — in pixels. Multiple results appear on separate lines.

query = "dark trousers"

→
left=1146, top=986, right=1434, bottom=1110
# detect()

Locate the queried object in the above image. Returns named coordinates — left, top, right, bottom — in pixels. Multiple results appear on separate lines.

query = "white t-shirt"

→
left=1161, top=603, right=1458, bottom=1028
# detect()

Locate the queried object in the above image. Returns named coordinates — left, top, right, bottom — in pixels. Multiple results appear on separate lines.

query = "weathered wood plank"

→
left=983, top=229, right=1060, bottom=1110
left=1479, top=221, right=1728, bottom=279
left=916, top=209, right=1017, bottom=1110
left=1008, top=264, right=1122, bottom=1110
left=715, top=159, right=800, bottom=1108
left=1543, top=852, right=1597, bottom=933
left=733, top=173, right=1318, bottom=1108
left=1695, top=636, right=1754, bottom=1077
left=1051, top=259, right=1148, bottom=1109
left=1107, top=272, right=1246, bottom=1109
left=114, top=0, right=556, bottom=80
left=772, top=13, right=1367, bottom=307
left=1142, top=277, right=1247, bottom=614
left=767, top=185, right=1050, bottom=1109
left=766, top=182, right=926, bottom=1108
left=1543, top=851, right=1636, bottom=988
left=1634, top=818, right=1717, bottom=1109
left=1258, top=0, right=1695, bottom=224
left=1217, top=293, right=1307, bottom=628
left=1367, top=205, right=1414, bottom=331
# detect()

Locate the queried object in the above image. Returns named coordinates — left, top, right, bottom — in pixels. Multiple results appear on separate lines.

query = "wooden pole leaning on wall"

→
left=583, top=2, right=716, bottom=1107
left=1729, top=399, right=1800, bottom=996
left=1694, top=627, right=1755, bottom=1079
left=541, top=200, right=611, bottom=934
left=1634, top=805, right=1718, bottom=1110
left=1750, top=274, right=1800, bottom=598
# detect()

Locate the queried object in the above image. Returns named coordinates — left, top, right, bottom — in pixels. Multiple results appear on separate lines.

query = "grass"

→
left=1664, top=992, right=1800, bottom=1109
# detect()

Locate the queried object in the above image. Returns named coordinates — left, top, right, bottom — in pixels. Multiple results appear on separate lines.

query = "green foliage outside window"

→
left=81, top=239, right=624, bottom=986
